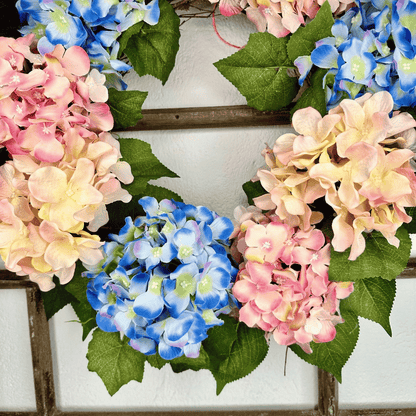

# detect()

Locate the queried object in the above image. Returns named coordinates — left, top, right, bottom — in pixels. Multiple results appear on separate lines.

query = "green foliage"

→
left=170, top=347, right=211, bottom=373
left=328, top=227, right=411, bottom=282
left=124, top=0, right=180, bottom=84
left=404, top=207, right=416, bottom=233
left=205, top=316, right=269, bottom=394
left=214, top=33, right=298, bottom=111
left=343, top=277, right=396, bottom=336
left=87, top=315, right=267, bottom=395
left=146, top=353, right=168, bottom=370
left=242, top=180, right=266, bottom=205
left=151, top=316, right=268, bottom=394
left=142, top=184, right=183, bottom=203
left=203, top=315, right=239, bottom=368
left=66, top=265, right=97, bottom=341
left=290, top=304, right=359, bottom=382
left=87, top=329, right=146, bottom=396
left=40, top=276, right=76, bottom=320
left=118, top=21, right=144, bottom=54
left=287, top=1, right=334, bottom=62
left=108, top=89, right=148, bottom=130
left=291, top=68, right=327, bottom=116
left=118, top=138, right=179, bottom=195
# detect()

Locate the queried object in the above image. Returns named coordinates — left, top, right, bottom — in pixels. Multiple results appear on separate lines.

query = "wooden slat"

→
left=0, top=413, right=38, bottom=416
left=57, top=411, right=320, bottom=416
left=318, top=368, right=338, bottom=416
left=115, top=105, right=292, bottom=131
left=26, top=285, right=57, bottom=415
left=398, top=259, right=416, bottom=278
left=339, top=410, right=416, bottom=416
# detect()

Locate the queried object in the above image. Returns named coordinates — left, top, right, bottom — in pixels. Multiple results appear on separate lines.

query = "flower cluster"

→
left=209, top=0, right=355, bottom=38
left=16, top=0, right=160, bottom=89
left=295, top=0, right=416, bottom=110
left=252, top=91, right=416, bottom=260
left=0, top=35, right=133, bottom=290
left=230, top=208, right=353, bottom=353
left=85, top=197, right=238, bottom=360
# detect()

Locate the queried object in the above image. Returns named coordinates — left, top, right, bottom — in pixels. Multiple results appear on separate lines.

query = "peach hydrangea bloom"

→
left=251, top=91, right=416, bottom=260
left=231, top=213, right=353, bottom=353
left=0, top=35, right=133, bottom=290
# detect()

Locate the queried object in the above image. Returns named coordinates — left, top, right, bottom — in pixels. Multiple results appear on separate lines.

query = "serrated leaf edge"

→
left=289, top=308, right=360, bottom=383
left=215, top=339, right=270, bottom=395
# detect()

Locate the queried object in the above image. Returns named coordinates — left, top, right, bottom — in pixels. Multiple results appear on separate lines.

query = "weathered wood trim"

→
left=318, top=368, right=338, bottom=416
left=339, top=410, right=416, bottom=415
left=114, top=105, right=292, bottom=131
left=55, top=411, right=321, bottom=416
left=26, top=285, right=57, bottom=416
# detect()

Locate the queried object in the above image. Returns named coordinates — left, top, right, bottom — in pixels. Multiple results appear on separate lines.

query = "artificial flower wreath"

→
left=0, top=0, right=415, bottom=396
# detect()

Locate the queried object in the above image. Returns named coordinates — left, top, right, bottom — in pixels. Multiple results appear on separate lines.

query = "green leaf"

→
left=203, top=315, right=239, bottom=369
left=108, top=88, right=148, bottom=130
left=143, top=184, right=183, bottom=203
left=242, top=180, right=266, bottom=206
left=290, top=304, right=359, bottom=382
left=343, top=277, right=396, bottom=336
left=170, top=347, right=211, bottom=373
left=40, top=276, right=77, bottom=320
left=404, top=207, right=416, bottom=233
left=119, top=138, right=179, bottom=195
left=291, top=68, right=327, bottom=117
left=118, top=21, right=144, bottom=55
left=64, top=263, right=87, bottom=303
left=287, top=1, right=334, bottom=62
left=65, top=265, right=97, bottom=341
left=124, top=0, right=180, bottom=84
left=87, top=329, right=146, bottom=396
left=329, top=227, right=411, bottom=282
left=214, top=33, right=298, bottom=111
left=146, top=353, right=168, bottom=370
left=204, top=316, right=269, bottom=395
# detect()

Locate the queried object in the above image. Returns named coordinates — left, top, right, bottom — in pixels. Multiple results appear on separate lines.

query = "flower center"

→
left=179, top=245, right=193, bottom=258
left=151, top=247, right=162, bottom=258
left=175, top=272, right=196, bottom=298
left=262, top=241, right=271, bottom=249
left=198, top=275, right=213, bottom=294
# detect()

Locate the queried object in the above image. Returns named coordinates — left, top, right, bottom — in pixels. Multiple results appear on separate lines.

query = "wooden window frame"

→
left=1, top=105, right=415, bottom=416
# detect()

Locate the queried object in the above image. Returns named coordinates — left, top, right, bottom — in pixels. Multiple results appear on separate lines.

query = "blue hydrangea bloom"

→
left=16, top=0, right=160, bottom=89
left=84, top=197, right=239, bottom=360
left=294, top=0, right=416, bottom=110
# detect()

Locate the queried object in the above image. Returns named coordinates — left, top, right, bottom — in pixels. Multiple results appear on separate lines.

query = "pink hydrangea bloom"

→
left=0, top=35, right=133, bottom=290
left=243, top=0, right=355, bottom=38
left=231, top=215, right=353, bottom=353
left=252, top=91, right=416, bottom=260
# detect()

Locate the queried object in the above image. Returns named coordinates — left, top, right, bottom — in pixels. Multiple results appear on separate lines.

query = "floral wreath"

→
left=1, top=0, right=415, bottom=396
